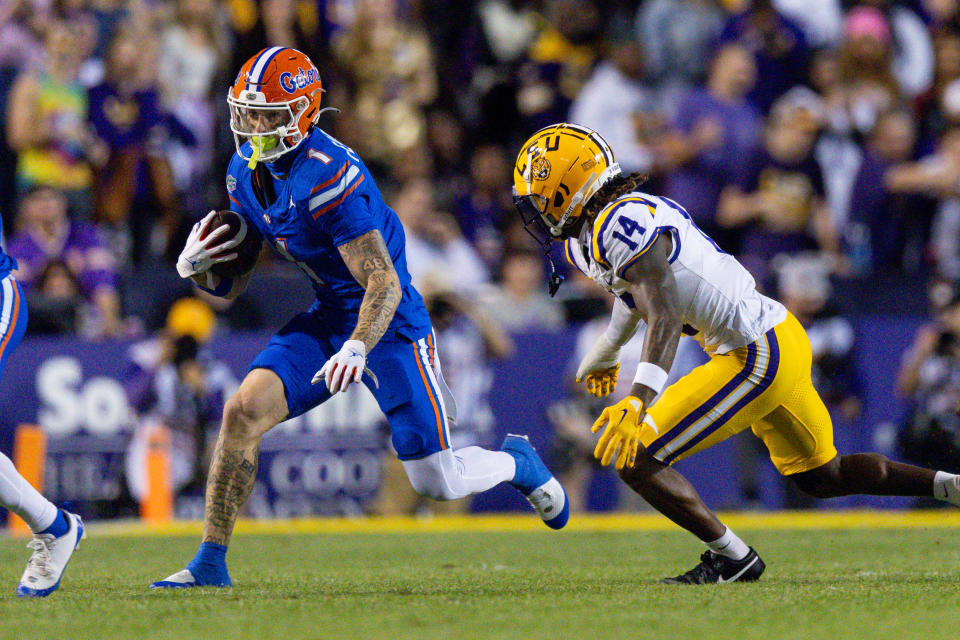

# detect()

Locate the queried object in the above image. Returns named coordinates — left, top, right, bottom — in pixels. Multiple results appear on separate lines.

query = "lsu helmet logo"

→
left=532, top=155, right=551, bottom=181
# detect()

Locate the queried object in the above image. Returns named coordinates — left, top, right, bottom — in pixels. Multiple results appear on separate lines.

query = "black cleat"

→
left=662, top=547, right=765, bottom=585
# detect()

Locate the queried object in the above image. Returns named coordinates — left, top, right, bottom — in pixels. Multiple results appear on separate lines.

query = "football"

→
left=204, top=210, right=263, bottom=278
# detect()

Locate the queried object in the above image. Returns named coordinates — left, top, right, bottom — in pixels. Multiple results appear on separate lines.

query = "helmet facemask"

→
left=514, top=161, right=622, bottom=249
left=513, top=191, right=554, bottom=249
left=228, top=93, right=311, bottom=166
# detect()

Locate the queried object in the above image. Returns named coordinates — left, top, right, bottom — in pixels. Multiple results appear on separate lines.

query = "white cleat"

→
left=501, top=434, right=570, bottom=529
left=525, top=476, right=569, bottom=529
left=16, top=511, right=84, bottom=598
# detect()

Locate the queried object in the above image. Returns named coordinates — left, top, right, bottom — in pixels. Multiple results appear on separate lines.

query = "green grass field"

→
left=1, top=513, right=959, bottom=640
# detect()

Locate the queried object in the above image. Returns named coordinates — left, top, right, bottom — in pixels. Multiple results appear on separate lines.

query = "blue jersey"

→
left=226, top=128, right=430, bottom=338
left=0, top=218, right=17, bottom=279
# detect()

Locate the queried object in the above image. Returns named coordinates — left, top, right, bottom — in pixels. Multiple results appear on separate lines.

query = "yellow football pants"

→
left=641, top=313, right=837, bottom=475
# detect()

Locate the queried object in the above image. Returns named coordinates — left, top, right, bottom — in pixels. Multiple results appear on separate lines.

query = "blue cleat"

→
left=150, top=543, right=232, bottom=589
left=501, top=434, right=569, bottom=529
left=16, top=510, right=84, bottom=598
left=149, top=568, right=231, bottom=589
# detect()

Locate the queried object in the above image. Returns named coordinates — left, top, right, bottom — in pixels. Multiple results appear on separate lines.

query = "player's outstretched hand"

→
left=176, top=211, right=243, bottom=278
left=312, top=340, right=367, bottom=393
left=580, top=363, right=620, bottom=398
left=591, top=396, right=644, bottom=470
left=576, top=333, right=621, bottom=398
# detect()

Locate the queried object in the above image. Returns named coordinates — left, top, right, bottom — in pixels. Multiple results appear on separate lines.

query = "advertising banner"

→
left=0, top=333, right=387, bottom=518
left=0, top=316, right=929, bottom=521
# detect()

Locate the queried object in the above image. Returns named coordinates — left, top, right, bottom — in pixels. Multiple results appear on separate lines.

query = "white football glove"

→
left=176, top=211, right=243, bottom=279
left=575, top=333, right=622, bottom=382
left=312, top=340, right=370, bottom=394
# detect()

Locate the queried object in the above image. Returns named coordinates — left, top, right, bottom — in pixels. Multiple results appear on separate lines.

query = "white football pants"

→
left=400, top=333, right=516, bottom=500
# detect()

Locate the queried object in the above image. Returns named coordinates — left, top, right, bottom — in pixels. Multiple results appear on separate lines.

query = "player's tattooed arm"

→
left=621, top=235, right=683, bottom=408
left=339, top=229, right=402, bottom=351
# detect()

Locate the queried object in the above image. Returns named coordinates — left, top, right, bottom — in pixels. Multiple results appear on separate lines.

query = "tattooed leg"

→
left=201, top=439, right=260, bottom=546
left=201, top=368, right=288, bottom=546
left=148, top=368, right=289, bottom=588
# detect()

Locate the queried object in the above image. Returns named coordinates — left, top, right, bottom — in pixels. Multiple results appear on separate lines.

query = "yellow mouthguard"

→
left=247, top=136, right=278, bottom=170
left=247, top=138, right=262, bottom=169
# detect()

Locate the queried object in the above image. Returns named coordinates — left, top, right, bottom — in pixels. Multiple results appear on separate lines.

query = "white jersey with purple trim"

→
left=565, top=191, right=787, bottom=355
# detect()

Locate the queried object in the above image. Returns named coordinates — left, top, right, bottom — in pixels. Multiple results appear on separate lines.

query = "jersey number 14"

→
left=611, top=216, right=645, bottom=251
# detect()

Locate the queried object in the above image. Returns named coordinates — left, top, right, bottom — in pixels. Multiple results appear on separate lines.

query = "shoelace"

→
left=25, top=536, right=55, bottom=577
left=702, top=551, right=728, bottom=573
left=678, top=552, right=723, bottom=583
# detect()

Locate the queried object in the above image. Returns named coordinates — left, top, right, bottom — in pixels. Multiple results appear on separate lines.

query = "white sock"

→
left=454, top=446, right=516, bottom=491
left=402, top=447, right=515, bottom=500
left=0, top=452, right=58, bottom=532
left=705, top=526, right=750, bottom=560
left=933, top=471, right=960, bottom=506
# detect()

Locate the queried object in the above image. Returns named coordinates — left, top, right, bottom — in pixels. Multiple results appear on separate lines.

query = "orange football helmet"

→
left=228, top=47, right=326, bottom=165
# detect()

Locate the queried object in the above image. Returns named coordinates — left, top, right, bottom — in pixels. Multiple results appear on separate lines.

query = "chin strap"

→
left=546, top=248, right=564, bottom=297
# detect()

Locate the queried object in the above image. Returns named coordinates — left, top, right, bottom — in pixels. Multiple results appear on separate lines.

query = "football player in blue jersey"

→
left=150, top=48, right=568, bottom=589
left=0, top=210, right=84, bottom=597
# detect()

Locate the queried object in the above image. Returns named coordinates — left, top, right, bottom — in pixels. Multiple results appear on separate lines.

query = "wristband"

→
left=197, top=275, right=234, bottom=297
left=633, top=362, right=668, bottom=394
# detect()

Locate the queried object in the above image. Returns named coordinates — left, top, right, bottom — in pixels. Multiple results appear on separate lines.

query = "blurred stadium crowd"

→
left=3, top=0, right=960, bottom=511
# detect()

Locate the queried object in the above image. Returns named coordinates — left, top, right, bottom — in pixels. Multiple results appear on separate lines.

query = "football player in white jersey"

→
left=513, top=123, right=960, bottom=583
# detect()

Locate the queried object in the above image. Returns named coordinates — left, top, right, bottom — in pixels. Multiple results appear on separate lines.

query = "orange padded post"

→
left=8, top=424, right=46, bottom=536
left=141, top=425, right=173, bottom=524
